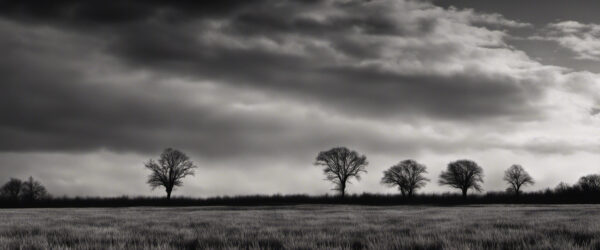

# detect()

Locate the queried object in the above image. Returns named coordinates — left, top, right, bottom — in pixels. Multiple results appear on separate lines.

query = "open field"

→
left=1, top=205, right=600, bottom=249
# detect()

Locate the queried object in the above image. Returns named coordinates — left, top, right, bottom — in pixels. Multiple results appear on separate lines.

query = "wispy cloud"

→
left=531, top=20, right=600, bottom=61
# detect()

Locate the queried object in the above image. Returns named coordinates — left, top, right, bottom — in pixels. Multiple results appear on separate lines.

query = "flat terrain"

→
left=1, top=205, right=599, bottom=249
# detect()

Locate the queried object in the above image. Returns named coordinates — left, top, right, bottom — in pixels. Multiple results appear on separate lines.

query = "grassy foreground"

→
left=1, top=205, right=599, bottom=249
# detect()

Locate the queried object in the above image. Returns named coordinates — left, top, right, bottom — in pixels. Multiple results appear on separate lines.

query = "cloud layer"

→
left=1, top=0, right=599, bottom=196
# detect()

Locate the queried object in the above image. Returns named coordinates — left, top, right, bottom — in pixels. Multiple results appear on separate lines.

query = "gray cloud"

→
left=0, top=0, right=590, bottom=157
left=0, top=0, right=267, bottom=25
left=95, top=1, right=549, bottom=121
left=1, top=0, right=600, bottom=196
left=0, top=0, right=582, bottom=158
left=531, top=21, right=600, bottom=61
left=432, top=0, right=600, bottom=26
left=0, top=0, right=557, bottom=157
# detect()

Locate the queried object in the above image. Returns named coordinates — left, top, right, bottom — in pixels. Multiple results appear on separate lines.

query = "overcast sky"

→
left=1, top=0, right=600, bottom=197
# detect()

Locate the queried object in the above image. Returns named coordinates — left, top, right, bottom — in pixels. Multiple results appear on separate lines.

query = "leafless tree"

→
left=503, top=164, right=534, bottom=196
left=576, top=174, right=600, bottom=192
left=20, top=176, right=48, bottom=201
left=145, top=148, right=197, bottom=199
left=0, top=178, right=22, bottom=200
left=381, top=160, right=429, bottom=197
left=438, top=159, right=484, bottom=198
left=315, top=147, right=368, bottom=198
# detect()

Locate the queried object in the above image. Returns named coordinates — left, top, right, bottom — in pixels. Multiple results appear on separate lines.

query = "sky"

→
left=1, top=0, right=600, bottom=197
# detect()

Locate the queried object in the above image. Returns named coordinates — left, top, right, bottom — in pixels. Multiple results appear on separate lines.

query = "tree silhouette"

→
left=145, top=148, right=197, bottom=199
left=0, top=178, right=22, bottom=201
left=315, top=147, right=368, bottom=198
left=554, top=182, right=571, bottom=193
left=576, top=174, right=600, bottom=192
left=381, top=160, right=429, bottom=197
left=438, top=160, right=484, bottom=198
left=503, top=164, right=534, bottom=196
left=20, top=176, right=48, bottom=201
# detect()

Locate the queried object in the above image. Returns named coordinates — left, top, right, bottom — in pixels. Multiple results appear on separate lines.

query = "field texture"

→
left=1, top=205, right=599, bottom=249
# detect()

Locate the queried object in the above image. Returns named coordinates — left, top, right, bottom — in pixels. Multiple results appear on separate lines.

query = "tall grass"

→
left=1, top=205, right=600, bottom=249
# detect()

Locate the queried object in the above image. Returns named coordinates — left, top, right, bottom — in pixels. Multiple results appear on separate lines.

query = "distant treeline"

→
left=2, top=147, right=600, bottom=208
left=1, top=188, right=600, bottom=208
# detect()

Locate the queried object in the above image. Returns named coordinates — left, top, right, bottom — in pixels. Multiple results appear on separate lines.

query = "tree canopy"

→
left=315, top=147, right=368, bottom=198
left=381, top=159, right=429, bottom=197
left=503, top=164, right=534, bottom=196
left=438, top=160, right=484, bottom=198
left=145, top=148, right=197, bottom=199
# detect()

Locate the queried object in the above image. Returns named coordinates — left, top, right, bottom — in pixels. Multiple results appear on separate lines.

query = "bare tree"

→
left=0, top=178, right=22, bottom=201
left=315, top=147, right=368, bottom=198
left=20, top=176, right=48, bottom=201
left=145, top=148, right=197, bottom=199
left=438, top=159, right=484, bottom=198
left=381, top=160, right=429, bottom=197
left=503, top=164, right=534, bottom=196
left=576, top=174, right=600, bottom=192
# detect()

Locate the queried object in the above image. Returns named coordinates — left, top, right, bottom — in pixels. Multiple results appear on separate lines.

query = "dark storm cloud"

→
left=22, top=0, right=544, bottom=120
left=0, top=0, right=266, bottom=24
left=0, top=0, right=563, bottom=158
left=0, top=21, right=424, bottom=159
left=0, top=23, right=291, bottom=156
left=109, top=16, right=542, bottom=120
left=108, top=32, right=542, bottom=120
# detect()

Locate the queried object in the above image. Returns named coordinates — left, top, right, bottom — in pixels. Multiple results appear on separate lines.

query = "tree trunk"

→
left=462, top=188, right=468, bottom=199
left=166, top=188, right=172, bottom=200
left=339, top=180, right=346, bottom=198
left=408, top=189, right=413, bottom=198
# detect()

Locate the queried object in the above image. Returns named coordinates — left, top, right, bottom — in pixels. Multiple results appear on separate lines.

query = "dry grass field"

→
left=1, top=205, right=599, bottom=249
